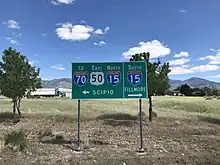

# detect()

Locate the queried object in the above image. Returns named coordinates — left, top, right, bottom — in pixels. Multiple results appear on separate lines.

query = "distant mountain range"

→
left=169, top=77, right=220, bottom=89
left=42, top=77, right=220, bottom=89
left=42, top=78, right=72, bottom=88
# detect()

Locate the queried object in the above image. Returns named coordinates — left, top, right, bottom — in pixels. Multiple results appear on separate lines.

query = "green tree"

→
left=129, top=52, right=171, bottom=121
left=180, top=83, right=192, bottom=96
left=201, top=87, right=212, bottom=96
left=212, top=88, right=219, bottom=96
left=0, top=47, right=41, bottom=117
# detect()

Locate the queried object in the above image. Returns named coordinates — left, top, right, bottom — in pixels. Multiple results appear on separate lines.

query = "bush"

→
left=138, top=111, right=146, bottom=117
left=4, top=130, right=27, bottom=152
left=152, top=111, right=157, bottom=117
left=205, top=97, right=213, bottom=100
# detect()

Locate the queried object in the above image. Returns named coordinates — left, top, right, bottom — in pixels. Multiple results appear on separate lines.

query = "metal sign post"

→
left=139, top=98, right=144, bottom=152
left=77, top=99, right=81, bottom=151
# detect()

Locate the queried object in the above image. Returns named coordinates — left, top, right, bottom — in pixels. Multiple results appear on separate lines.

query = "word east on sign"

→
left=72, top=62, right=148, bottom=99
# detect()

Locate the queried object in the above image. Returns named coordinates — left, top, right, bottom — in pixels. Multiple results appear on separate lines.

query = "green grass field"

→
left=1, top=96, right=220, bottom=116
left=1, top=96, right=220, bottom=120
left=0, top=96, right=220, bottom=165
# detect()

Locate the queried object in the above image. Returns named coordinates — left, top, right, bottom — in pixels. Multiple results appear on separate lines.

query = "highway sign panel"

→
left=72, top=62, right=147, bottom=99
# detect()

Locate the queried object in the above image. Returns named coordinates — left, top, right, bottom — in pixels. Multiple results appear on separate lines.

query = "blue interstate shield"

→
left=73, top=71, right=88, bottom=86
left=127, top=71, right=143, bottom=86
left=106, top=71, right=121, bottom=86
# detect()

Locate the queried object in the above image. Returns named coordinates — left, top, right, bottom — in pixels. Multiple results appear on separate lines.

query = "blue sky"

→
left=1, top=0, right=220, bottom=81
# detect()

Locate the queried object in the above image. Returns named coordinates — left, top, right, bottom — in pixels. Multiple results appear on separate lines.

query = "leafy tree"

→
left=212, top=88, right=219, bottom=96
left=0, top=47, right=41, bottom=117
left=129, top=52, right=171, bottom=121
left=201, top=87, right=212, bottom=96
left=200, top=87, right=220, bottom=96
left=179, top=83, right=192, bottom=96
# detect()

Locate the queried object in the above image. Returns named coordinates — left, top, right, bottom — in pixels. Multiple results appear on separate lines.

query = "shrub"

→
left=152, top=111, right=157, bottom=117
left=4, top=130, right=27, bottom=152
left=138, top=111, right=146, bottom=117
left=205, top=97, right=213, bottom=100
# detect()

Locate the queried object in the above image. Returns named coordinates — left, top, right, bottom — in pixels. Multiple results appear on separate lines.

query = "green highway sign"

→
left=72, top=62, right=148, bottom=99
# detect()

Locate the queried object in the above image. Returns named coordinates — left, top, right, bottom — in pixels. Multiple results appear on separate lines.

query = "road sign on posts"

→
left=72, top=62, right=148, bottom=99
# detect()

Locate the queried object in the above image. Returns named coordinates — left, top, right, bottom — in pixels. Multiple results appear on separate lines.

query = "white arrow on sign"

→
left=128, top=93, right=143, bottom=97
left=82, top=90, right=90, bottom=95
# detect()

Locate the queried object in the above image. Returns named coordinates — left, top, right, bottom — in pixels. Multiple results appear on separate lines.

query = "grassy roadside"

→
left=0, top=96, right=220, bottom=165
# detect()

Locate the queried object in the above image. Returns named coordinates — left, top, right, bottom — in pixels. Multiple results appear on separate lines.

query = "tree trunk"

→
left=149, top=95, right=152, bottom=121
left=12, top=99, right=16, bottom=118
left=17, top=98, right=22, bottom=116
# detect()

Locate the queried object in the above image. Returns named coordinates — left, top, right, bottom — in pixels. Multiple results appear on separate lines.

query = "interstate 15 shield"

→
left=73, top=71, right=88, bottom=86
left=106, top=71, right=121, bottom=86
left=127, top=71, right=143, bottom=86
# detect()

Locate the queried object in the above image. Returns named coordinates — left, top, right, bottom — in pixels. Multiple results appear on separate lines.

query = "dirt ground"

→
left=0, top=113, right=220, bottom=165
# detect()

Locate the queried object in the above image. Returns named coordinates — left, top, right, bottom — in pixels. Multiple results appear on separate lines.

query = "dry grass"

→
left=0, top=96, right=220, bottom=165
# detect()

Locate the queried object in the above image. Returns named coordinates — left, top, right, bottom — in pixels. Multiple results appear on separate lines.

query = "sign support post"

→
left=77, top=99, right=81, bottom=151
left=139, top=98, right=144, bottom=152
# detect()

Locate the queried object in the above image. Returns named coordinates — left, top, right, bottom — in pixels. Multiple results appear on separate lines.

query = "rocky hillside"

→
left=42, top=78, right=71, bottom=88
left=42, top=77, right=220, bottom=89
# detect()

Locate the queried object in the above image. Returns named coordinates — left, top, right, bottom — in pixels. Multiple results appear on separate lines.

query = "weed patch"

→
left=4, top=129, right=27, bottom=152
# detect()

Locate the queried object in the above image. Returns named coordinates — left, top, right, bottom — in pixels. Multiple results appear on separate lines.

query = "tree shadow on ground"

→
left=198, top=116, right=220, bottom=125
left=102, top=119, right=137, bottom=127
left=96, top=113, right=140, bottom=127
left=40, top=135, right=77, bottom=145
left=97, top=113, right=138, bottom=120
left=0, top=112, right=21, bottom=124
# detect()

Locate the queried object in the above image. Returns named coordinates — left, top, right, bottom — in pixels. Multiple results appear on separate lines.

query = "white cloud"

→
left=169, top=64, right=219, bottom=75
left=122, top=40, right=171, bottom=59
left=94, top=29, right=104, bottom=35
left=169, top=58, right=190, bottom=66
left=93, top=41, right=106, bottom=47
left=199, top=52, right=220, bottom=64
left=29, top=60, right=38, bottom=66
left=104, top=26, right=110, bottom=33
left=10, top=40, right=18, bottom=44
left=56, top=23, right=109, bottom=41
left=210, top=48, right=220, bottom=52
left=181, top=64, right=190, bottom=68
left=4, top=20, right=20, bottom=29
left=93, top=26, right=110, bottom=35
left=6, top=37, right=19, bottom=45
left=210, top=74, right=220, bottom=78
left=169, top=66, right=193, bottom=75
left=80, top=20, right=87, bottom=24
left=51, top=64, right=65, bottom=70
left=179, top=9, right=186, bottom=13
left=56, top=23, right=94, bottom=41
left=51, top=0, right=74, bottom=5
left=190, top=64, right=219, bottom=72
left=12, top=32, right=22, bottom=39
left=174, top=51, right=189, bottom=58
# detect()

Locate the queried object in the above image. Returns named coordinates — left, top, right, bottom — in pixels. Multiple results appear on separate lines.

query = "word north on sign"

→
left=72, top=62, right=147, bottom=99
